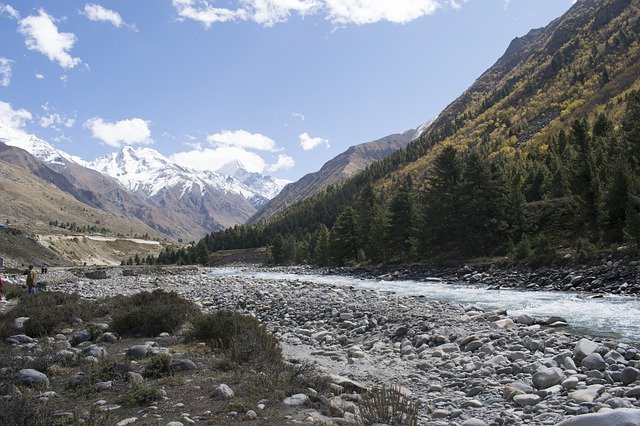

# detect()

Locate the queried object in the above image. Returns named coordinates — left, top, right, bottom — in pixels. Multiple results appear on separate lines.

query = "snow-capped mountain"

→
left=216, top=160, right=290, bottom=201
left=87, top=146, right=287, bottom=207
left=0, top=119, right=86, bottom=167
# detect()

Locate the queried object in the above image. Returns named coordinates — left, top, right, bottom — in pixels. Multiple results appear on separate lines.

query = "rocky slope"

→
left=250, top=127, right=420, bottom=223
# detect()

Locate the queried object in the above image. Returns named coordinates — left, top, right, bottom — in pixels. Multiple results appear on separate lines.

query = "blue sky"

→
left=0, top=0, right=575, bottom=180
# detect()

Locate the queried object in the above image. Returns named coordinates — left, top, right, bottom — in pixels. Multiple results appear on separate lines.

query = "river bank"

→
left=35, top=265, right=640, bottom=425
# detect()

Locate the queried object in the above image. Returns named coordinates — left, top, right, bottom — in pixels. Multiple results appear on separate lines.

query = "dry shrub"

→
left=187, top=311, right=281, bottom=368
left=143, top=353, right=172, bottom=378
left=359, top=386, right=419, bottom=426
left=0, top=396, right=56, bottom=426
left=110, top=290, right=198, bottom=337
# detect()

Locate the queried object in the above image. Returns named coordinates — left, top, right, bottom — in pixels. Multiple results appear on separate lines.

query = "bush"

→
left=110, top=290, right=197, bottom=337
left=90, top=360, right=130, bottom=383
left=532, top=235, right=556, bottom=257
left=510, top=235, right=532, bottom=261
left=359, top=386, right=419, bottom=426
left=116, top=384, right=163, bottom=406
left=575, top=237, right=598, bottom=260
left=188, top=311, right=281, bottom=367
left=4, top=292, right=95, bottom=337
left=0, top=396, right=56, bottom=426
left=143, top=354, right=171, bottom=378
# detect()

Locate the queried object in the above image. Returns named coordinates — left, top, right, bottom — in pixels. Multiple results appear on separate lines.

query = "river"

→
left=209, top=267, right=640, bottom=341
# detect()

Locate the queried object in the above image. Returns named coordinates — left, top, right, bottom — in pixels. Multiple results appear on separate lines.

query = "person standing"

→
left=0, top=275, right=4, bottom=301
left=26, top=265, right=38, bottom=295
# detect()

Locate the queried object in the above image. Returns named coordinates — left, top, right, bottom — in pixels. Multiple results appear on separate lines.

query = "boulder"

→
left=513, top=394, right=540, bottom=406
left=85, top=270, right=109, bottom=280
left=569, top=385, right=604, bottom=403
left=574, top=339, right=599, bottom=361
left=532, top=367, right=564, bottom=390
left=581, top=353, right=607, bottom=371
left=213, top=384, right=234, bottom=399
left=70, top=330, right=92, bottom=346
left=18, top=369, right=49, bottom=388
left=556, top=408, right=640, bottom=426
left=126, top=345, right=151, bottom=359
left=168, top=359, right=198, bottom=373
left=284, top=394, right=309, bottom=406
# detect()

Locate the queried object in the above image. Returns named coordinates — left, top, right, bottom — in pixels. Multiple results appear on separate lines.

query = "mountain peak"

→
left=217, top=160, right=247, bottom=177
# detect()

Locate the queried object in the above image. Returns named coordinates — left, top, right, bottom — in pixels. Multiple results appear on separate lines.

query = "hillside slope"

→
left=250, top=127, right=419, bottom=223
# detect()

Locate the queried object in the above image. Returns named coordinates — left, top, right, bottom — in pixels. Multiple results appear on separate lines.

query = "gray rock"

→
left=582, top=353, right=607, bottom=371
left=284, top=394, right=309, bottom=406
left=245, top=410, right=257, bottom=420
left=532, top=367, right=564, bottom=390
left=18, top=369, right=49, bottom=388
left=621, top=367, right=640, bottom=385
left=126, top=345, right=151, bottom=359
left=574, top=339, right=599, bottom=361
left=5, top=334, right=34, bottom=345
left=83, top=345, right=107, bottom=359
left=13, top=317, right=30, bottom=331
left=516, top=314, right=536, bottom=325
left=462, top=419, right=488, bottom=426
left=85, top=270, right=109, bottom=280
left=513, top=393, right=540, bottom=406
left=569, top=385, right=604, bottom=403
left=95, top=332, right=119, bottom=343
left=213, top=384, right=234, bottom=399
left=168, top=359, right=198, bottom=373
left=126, top=372, right=144, bottom=384
left=556, top=408, right=640, bottom=426
left=70, top=330, right=92, bottom=346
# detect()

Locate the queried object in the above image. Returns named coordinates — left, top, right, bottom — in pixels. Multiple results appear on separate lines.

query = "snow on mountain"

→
left=216, top=160, right=291, bottom=200
left=0, top=120, right=87, bottom=166
left=87, top=146, right=286, bottom=204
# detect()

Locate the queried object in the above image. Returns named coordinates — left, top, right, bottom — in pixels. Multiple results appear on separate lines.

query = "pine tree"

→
left=311, top=224, right=331, bottom=265
left=386, top=175, right=417, bottom=259
left=331, top=207, right=359, bottom=264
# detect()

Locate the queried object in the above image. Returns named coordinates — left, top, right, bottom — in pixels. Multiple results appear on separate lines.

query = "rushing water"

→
left=209, top=267, right=640, bottom=342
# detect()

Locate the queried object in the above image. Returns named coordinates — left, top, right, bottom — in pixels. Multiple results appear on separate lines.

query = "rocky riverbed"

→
left=14, top=265, right=634, bottom=425
left=331, top=256, right=640, bottom=296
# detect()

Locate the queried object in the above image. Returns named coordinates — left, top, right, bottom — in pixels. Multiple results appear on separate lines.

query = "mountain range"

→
left=0, top=116, right=418, bottom=241
left=0, top=120, right=292, bottom=240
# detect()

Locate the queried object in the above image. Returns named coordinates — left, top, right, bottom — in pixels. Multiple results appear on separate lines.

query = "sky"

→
left=0, top=0, right=576, bottom=181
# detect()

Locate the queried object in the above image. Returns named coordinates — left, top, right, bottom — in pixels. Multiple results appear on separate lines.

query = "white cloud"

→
left=172, top=0, right=248, bottom=28
left=291, top=112, right=305, bottom=121
left=0, top=58, right=13, bottom=87
left=299, top=132, right=329, bottom=150
left=82, top=3, right=135, bottom=29
left=171, top=146, right=267, bottom=173
left=18, top=9, right=81, bottom=69
left=247, top=0, right=320, bottom=26
left=40, top=113, right=75, bottom=129
left=267, top=153, right=295, bottom=172
left=325, top=0, right=439, bottom=25
left=84, top=117, right=152, bottom=147
left=0, top=100, right=32, bottom=129
left=0, top=4, right=20, bottom=20
left=35, top=73, right=45, bottom=79
left=207, top=129, right=278, bottom=152
left=173, top=0, right=447, bottom=27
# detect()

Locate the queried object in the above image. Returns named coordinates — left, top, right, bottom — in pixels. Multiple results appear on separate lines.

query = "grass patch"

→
left=116, top=383, right=163, bottom=406
left=110, top=290, right=198, bottom=337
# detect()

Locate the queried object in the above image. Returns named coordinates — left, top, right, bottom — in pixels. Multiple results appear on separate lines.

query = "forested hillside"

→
left=155, top=0, right=640, bottom=266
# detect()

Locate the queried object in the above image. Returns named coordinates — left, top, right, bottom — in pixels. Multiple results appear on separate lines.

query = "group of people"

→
left=0, top=264, right=44, bottom=301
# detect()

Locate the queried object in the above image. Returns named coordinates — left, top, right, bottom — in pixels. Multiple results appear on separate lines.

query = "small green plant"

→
left=143, top=353, right=172, bottom=378
left=110, top=290, right=198, bottom=337
left=90, top=360, right=130, bottom=383
left=188, top=311, right=282, bottom=368
left=575, top=237, right=598, bottom=260
left=116, top=384, right=163, bottom=406
left=359, top=386, right=419, bottom=426
left=510, top=235, right=532, bottom=261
